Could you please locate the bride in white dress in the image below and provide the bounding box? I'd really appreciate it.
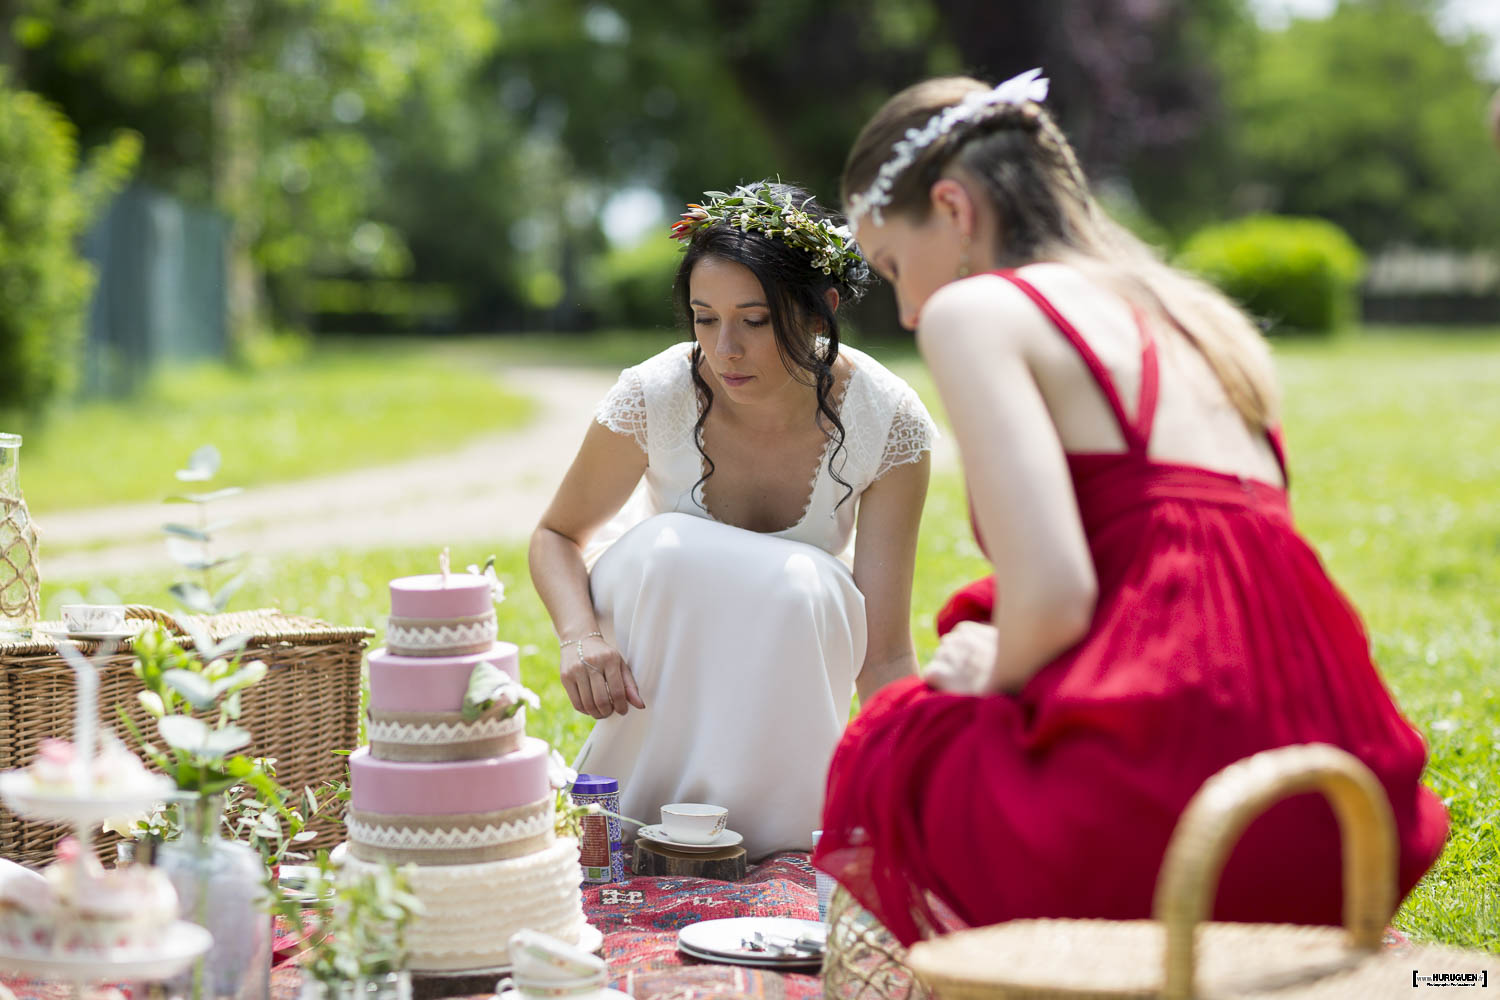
[529,181,936,858]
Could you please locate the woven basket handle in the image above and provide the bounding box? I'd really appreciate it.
[1152,743,1397,1000]
[124,604,185,632]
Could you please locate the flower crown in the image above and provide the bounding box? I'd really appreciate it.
[847,68,1050,229]
[669,183,864,280]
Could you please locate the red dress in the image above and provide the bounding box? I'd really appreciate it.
[814,271,1448,945]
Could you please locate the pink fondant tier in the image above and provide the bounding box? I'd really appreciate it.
[391,573,494,621]
[348,737,551,815]
[367,642,520,713]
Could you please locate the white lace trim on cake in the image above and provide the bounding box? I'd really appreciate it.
[386,612,497,656]
[348,809,554,852]
[367,712,524,746]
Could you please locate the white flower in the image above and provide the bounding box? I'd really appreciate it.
[466,561,507,604]
[547,749,578,790]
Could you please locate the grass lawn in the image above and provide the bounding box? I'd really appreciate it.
[10,338,533,514]
[38,325,1500,950]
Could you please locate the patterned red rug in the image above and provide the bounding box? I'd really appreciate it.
[0,853,822,1000]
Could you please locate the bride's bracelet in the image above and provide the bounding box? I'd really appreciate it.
[561,630,604,672]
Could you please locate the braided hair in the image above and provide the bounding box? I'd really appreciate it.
[841,77,1279,431]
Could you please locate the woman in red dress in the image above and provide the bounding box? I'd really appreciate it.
[814,70,1448,945]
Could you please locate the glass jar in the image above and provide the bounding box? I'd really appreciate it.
[157,793,272,1000]
[0,432,40,637]
[298,971,412,1000]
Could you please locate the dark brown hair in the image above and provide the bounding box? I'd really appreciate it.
[672,180,871,510]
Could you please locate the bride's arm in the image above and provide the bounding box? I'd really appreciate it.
[851,451,930,704]
[529,419,649,717]
[916,278,1097,694]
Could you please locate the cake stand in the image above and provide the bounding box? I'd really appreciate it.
[0,640,212,998]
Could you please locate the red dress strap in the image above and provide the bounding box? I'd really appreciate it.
[989,270,1158,454]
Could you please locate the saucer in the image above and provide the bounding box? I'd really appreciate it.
[37,623,147,642]
[499,990,631,1000]
[636,824,743,853]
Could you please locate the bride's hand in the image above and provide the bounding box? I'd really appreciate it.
[561,634,647,719]
[923,621,1000,695]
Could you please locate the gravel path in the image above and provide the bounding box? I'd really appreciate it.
[39,366,618,581]
[39,363,956,582]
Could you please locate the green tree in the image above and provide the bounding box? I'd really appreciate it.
[1225,0,1500,249]
[0,74,138,415]
[11,0,496,350]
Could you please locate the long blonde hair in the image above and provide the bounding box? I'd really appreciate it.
[843,76,1280,430]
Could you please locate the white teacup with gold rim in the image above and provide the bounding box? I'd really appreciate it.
[660,803,728,844]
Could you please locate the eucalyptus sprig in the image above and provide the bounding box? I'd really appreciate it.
[164,444,246,614]
[268,851,424,985]
[118,624,272,796]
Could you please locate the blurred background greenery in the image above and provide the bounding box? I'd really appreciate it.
[2,0,1499,419]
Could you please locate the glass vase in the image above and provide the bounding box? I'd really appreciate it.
[298,971,412,1000]
[0,433,40,638]
[158,793,272,1000]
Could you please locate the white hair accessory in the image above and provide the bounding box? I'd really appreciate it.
[847,68,1050,229]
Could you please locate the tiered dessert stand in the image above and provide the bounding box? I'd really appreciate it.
[0,639,212,998]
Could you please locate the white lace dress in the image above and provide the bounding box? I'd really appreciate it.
[574,341,936,858]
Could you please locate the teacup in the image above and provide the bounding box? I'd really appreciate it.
[61,604,127,633]
[660,802,728,844]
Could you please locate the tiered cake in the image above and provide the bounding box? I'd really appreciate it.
[344,571,589,972]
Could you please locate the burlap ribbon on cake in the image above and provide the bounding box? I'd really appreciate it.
[386,609,497,657]
[367,707,525,762]
[348,799,555,865]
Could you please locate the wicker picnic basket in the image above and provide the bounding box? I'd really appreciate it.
[0,604,372,867]
[906,743,1492,1000]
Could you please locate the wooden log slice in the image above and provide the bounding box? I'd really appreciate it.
[632,839,748,881]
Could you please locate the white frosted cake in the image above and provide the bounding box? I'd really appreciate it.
[346,571,589,972]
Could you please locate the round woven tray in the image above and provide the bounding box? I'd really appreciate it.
[907,744,1493,1000]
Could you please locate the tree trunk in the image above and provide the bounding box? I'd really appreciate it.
[212,0,263,360]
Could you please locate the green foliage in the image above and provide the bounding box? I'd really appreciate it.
[591,237,683,330]
[1178,214,1366,333]
[269,851,423,983]
[15,0,496,333]
[122,624,280,804]
[163,444,246,614]
[1224,0,1500,249]
[0,75,136,415]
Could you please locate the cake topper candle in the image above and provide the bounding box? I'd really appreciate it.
[439,546,451,587]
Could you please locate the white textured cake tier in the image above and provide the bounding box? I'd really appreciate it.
[347,795,555,866]
[341,838,588,973]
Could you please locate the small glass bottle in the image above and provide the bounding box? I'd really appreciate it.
[0,432,40,637]
[158,792,272,1000]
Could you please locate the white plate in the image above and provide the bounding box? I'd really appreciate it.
[0,920,212,980]
[0,770,175,825]
[677,917,825,966]
[36,626,147,642]
[499,990,632,1000]
[677,938,822,970]
[636,824,744,853]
